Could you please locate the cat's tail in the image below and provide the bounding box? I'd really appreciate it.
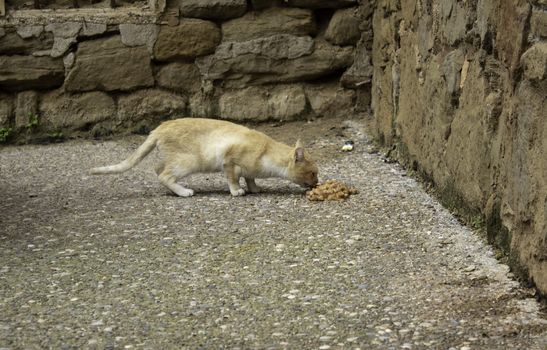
[90,134,157,175]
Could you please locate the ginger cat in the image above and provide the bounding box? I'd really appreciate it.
[90,118,319,197]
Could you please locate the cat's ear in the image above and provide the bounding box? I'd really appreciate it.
[294,140,305,163]
[294,147,305,163]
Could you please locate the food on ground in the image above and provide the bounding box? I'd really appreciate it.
[306,179,358,201]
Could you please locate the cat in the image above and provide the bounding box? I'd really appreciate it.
[90,118,319,197]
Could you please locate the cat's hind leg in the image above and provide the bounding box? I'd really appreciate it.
[245,178,260,193]
[155,161,165,176]
[157,161,195,197]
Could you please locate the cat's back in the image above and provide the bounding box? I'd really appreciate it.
[153,118,272,151]
[158,118,275,141]
[156,118,247,135]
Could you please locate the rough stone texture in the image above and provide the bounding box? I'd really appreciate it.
[371,0,547,293]
[189,81,220,118]
[220,85,307,121]
[15,91,39,129]
[304,83,355,118]
[155,62,202,94]
[63,52,75,71]
[80,22,108,37]
[325,7,361,46]
[44,22,82,38]
[286,0,357,9]
[50,36,77,58]
[520,42,547,84]
[189,92,219,118]
[502,80,547,292]
[1,118,546,349]
[16,25,44,39]
[530,8,547,40]
[222,7,317,42]
[179,0,247,20]
[0,94,13,127]
[151,0,166,12]
[117,89,187,126]
[197,35,353,87]
[0,55,64,91]
[153,19,221,61]
[341,37,373,88]
[0,30,54,55]
[40,90,115,130]
[120,24,159,53]
[65,36,154,92]
[0,1,366,138]
[438,0,469,46]
[496,1,531,78]
[0,2,364,139]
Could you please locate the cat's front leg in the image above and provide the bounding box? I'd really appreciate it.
[223,163,245,196]
[245,178,260,193]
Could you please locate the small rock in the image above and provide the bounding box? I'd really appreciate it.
[463,265,476,273]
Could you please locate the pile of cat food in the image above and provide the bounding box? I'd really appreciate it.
[306,179,358,201]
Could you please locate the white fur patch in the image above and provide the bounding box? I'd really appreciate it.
[202,135,239,171]
[260,157,288,179]
[172,165,190,178]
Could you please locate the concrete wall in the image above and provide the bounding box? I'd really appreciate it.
[370,0,547,294]
[0,0,373,140]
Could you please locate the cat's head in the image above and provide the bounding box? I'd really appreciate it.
[288,141,319,188]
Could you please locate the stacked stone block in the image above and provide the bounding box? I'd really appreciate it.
[0,0,373,136]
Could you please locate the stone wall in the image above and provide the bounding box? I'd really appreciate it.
[0,0,373,140]
[371,0,547,294]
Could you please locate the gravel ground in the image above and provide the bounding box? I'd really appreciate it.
[1,117,546,349]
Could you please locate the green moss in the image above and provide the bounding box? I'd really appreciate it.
[435,182,483,225]
[0,127,12,143]
[45,132,65,143]
[508,249,533,288]
[27,112,39,130]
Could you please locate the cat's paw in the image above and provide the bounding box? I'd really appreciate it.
[247,187,260,194]
[176,188,194,197]
[230,188,246,197]
[246,183,260,193]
